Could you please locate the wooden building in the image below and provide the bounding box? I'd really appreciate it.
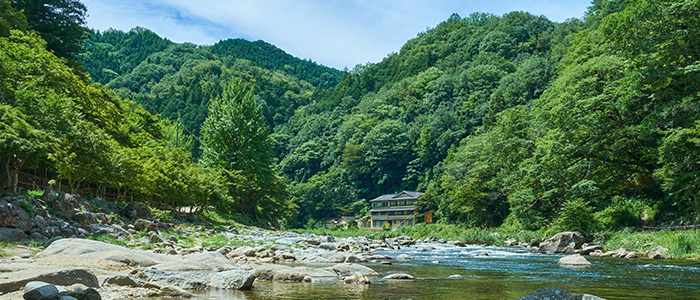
[369,191,422,229]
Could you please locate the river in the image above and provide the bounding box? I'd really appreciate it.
[188,243,700,300]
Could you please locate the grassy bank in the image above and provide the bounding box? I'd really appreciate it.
[603,229,700,259]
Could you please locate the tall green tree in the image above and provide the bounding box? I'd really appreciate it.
[201,78,293,223]
[11,0,88,65]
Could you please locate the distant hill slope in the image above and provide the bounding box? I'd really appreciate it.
[79,27,342,157]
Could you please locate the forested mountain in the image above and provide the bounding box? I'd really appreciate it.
[1,0,294,225]
[275,0,699,230]
[4,0,698,232]
[80,28,342,155]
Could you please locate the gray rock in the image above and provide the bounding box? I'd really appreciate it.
[110,225,130,237]
[133,219,158,232]
[251,264,307,282]
[327,254,346,263]
[383,273,414,280]
[102,275,144,287]
[281,252,296,260]
[56,288,102,300]
[156,285,192,298]
[0,199,15,227]
[148,232,168,244]
[344,255,365,263]
[580,244,604,255]
[0,227,28,242]
[33,215,48,229]
[0,268,98,294]
[397,254,412,260]
[648,246,669,259]
[35,238,171,268]
[343,272,370,284]
[519,287,573,300]
[601,247,630,258]
[88,224,113,235]
[137,269,254,290]
[23,281,59,300]
[559,254,592,267]
[538,231,585,254]
[319,242,337,251]
[74,212,98,226]
[29,232,49,243]
[572,294,607,300]
[153,251,237,272]
[329,263,379,277]
[12,200,33,232]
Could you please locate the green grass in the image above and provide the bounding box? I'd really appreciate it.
[88,234,129,247]
[603,229,700,259]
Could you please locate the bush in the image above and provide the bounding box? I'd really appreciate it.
[595,196,649,229]
[19,200,35,215]
[552,198,600,235]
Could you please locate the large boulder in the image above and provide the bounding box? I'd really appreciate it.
[35,238,172,268]
[328,263,379,277]
[133,219,158,233]
[0,227,27,242]
[23,281,59,300]
[121,203,150,219]
[251,264,307,282]
[559,254,592,267]
[152,251,237,272]
[74,212,98,226]
[538,232,585,254]
[0,268,98,294]
[343,272,370,284]
[137,269,255,290]
[0,199,15,227]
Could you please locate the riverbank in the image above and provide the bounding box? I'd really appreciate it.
[299,224,700,260]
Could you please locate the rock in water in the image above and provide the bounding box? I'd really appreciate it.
[519,287,573,300]
[559,254,592,267]
[383,274,414,280]
[343,272,370,284]
[648,246,669,259]
[23,281,59,300]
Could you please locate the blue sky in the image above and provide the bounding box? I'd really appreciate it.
[83,0,593,70]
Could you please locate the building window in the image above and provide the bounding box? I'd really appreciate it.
[373,221,377,227]
[408,221,413,226]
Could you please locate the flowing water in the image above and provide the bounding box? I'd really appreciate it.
[185,243,700,300]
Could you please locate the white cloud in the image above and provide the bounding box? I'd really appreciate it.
[83,0,591,69]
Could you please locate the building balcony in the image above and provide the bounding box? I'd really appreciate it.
[371,215,415,221]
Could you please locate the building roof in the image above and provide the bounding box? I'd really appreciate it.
[370,191,424,202]
[339,216,356,223]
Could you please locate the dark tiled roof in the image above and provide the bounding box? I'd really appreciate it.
[370,191,423,202]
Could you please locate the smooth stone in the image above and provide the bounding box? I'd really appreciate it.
[559,254,592,267]
[23,281,59,300]
[383,273,414,280]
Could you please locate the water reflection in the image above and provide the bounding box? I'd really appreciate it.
[149,243,700,300]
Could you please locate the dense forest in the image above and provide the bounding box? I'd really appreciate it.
[2,0,699,232]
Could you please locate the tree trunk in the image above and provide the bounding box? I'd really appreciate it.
[10,165,18,193]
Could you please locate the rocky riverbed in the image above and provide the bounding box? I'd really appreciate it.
[0,192,671,299]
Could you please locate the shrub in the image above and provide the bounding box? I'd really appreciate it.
[19,200,35,215]
[553,198,600,235]
[595,196,649,229]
